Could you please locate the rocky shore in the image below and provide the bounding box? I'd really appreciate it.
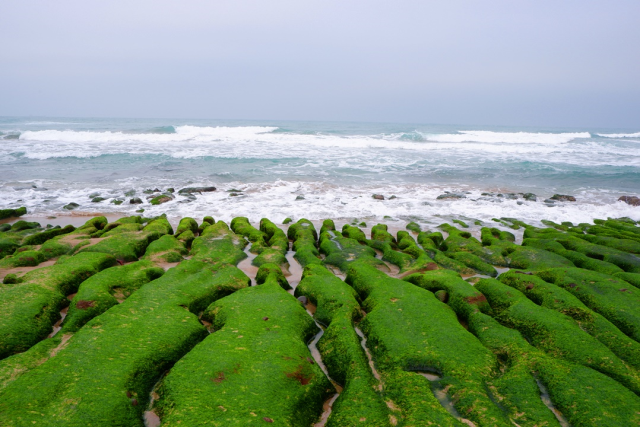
[1,211,640,426]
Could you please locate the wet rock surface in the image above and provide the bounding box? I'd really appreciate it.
[1,215,640,426]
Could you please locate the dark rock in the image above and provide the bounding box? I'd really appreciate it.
[295,195,305,200]
[505,193,518,200]
[226,189,242,192]
[523,193,537,201]
[229,193,240,197]
[619,195,640,206]
[129,198,143,205]
[63,202,79,210]
[550,194,576,202]
[153,188,160,192]
[91,197,106,203]
[517,201,524,205]
[111,199,124,205]
[436,193,466,200]
[372,194,384,200]
[389,195,397,199]
[179,186,217,194]
[167,188,175,193]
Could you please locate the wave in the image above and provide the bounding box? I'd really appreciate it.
[420,130,591,144]
[597,132,640,138]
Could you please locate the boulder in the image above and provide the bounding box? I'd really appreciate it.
[129,198,143,205]
[91,197,106,203]
[436,193,466,200]
[63,202,79,210]
[150,194,174,205]
[372,194,384,200]
[550,194,576,202]
[619,195,640,206]
[0,207,27,220]
[522,193,537,201]
[178,186,217,194]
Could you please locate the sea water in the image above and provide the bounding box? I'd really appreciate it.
[1,117,639,226]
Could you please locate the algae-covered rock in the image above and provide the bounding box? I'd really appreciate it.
[63,202,79,210]
[406,221,421,233]
[283,217,293,224]
[437,193,466,200]
[129,197,143,204]
[150,194,174,205]
[0,207,27,220]
[154,264,330,426]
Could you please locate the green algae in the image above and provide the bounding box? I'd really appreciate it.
[154,264,331,426]
[142,234,188,263]
[230,216,269,253]
[295,263,393,426]
[468,310,640,427]
[320,223,385,273]
[0,207,27,220]
[0,252,117,359]
[288,219,322,267]
[346,261,510,426]
[175,216,198,235]
[191,220,248,267]
[535,267,640,343]
[475,277,640,396]
[499,270,640,370]
[0,261,249,426]
[79,217,172,262]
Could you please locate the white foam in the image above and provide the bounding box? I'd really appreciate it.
[597,132,640,138]
[421,131,591,144]
[3,126,636,167]
[3,180,638,228]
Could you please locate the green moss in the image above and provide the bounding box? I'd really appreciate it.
[283,217,293,224]
[556,235,640,273]
[9,220,40,232]
[154,264,331,426]
[524,238,623,275]
[406,221,421,233]
[320,226,384,273]
[0,207,27,220]
[294,264,392,426]
[448,251,498,277]
[452,219,469,228]
[288,219,322,267]
[475,277,640,395]
[467,310,640,427]
[535,267,640,343]
[230,216,269,253]
[0,252,117,359]
[21,225,75,246]
[0,249,45,268]
[439,224,509,266]
[63,261,164,333]
[175,217,198,235]
[346,261,510,426]
[191,221,248,267]
[142,234,188,263]
[255,262,291,290]
[499,270,640,370]
[341,224,367,243]
[175,229,195,248]
[0,261,249,426]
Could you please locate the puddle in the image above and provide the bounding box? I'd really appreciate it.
[236,243,259,285]
[155,261,180,271]
[313,393,340,427]
[285,251,303,294]
[535,378,571,427]
[495,267,510,276]
[416,372,476,427]
[48,306,69,338]
[305,301,317,316]
[354,326,381,382]
[143,372,167,427]
[378,260,400,277]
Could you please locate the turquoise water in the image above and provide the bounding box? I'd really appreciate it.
[1,116,639,224]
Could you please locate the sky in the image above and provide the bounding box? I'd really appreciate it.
[1,0,639,128]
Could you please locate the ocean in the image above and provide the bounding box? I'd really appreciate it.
[1,116,639,226]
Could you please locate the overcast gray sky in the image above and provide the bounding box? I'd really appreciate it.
[1,0,639,128]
